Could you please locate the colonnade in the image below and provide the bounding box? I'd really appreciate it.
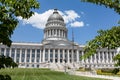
[44,29,67,39]
[0,47,117,68]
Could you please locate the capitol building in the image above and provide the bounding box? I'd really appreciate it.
[0,9,119,69]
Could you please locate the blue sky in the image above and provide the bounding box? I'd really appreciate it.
[11,0,120,45]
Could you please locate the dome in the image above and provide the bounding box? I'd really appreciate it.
[47,9,64,22]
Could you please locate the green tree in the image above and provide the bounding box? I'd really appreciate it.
[0,0,39,47]
[81,0,120,74]
[113,54,120,66]
[83,26,120,59]
[81,0,120,14]
[0,55,18,69]
[0,55,5,69]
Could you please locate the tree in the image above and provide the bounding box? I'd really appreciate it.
[83,26,120,59]
[81,0,120,73]
[0,75,11,80]
[81,0,120,14]
[0,0,39,47]
[0,55,5,69]
[0,55,18,69]
[113,54,120,66]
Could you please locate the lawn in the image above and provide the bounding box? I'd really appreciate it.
[0,68,107,80]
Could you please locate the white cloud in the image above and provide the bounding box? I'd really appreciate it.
[70,21,84,27]
[62,10,80,23]
[18,9,84,29]
[18,10,53,29]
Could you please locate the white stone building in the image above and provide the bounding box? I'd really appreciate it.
[0,9,119,69]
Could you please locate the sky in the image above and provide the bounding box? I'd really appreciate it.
[11,0,120,45]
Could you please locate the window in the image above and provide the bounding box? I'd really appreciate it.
[11,53,14,58]
[55,53,58,58]
[27,64,29,67]
[17,48,20,53]
[37,49,40,53]
[22,49,25,54]
[50,49,53,58]
[37,53,40,58]
[45,52,48,61]
[37,59,39,62]
[32,59,34,62]
[27,49,30,53]
[32,49,35,53]
[27,59,29,62]
[74,53,77,62]
[11,48,15,58]
[6,48,10,56]
[22,53,25,57]
[1,48,4,55]
[37,65,39,68]
[32,53,35,58]
[60,53,62,58]
[16,59,19,63]
[17,53,20,57]
[27,53,30,58]
[32,64,34,67]
[22,59,24,62]
[12,48,15,52]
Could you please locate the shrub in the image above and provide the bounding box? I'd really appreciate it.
[0,75,11,80]
[112,68,119,74]
[101,68,113,73]
[85,68,91,71]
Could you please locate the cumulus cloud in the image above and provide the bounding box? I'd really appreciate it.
[18,9,84,29]
[62,10,80,23]
[18,10,53,29]
[70,21,84,27]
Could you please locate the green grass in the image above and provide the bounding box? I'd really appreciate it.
[0,68,107,80]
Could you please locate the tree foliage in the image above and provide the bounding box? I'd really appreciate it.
[83,26,120,59]
[0,0,39,47]
[0,55,18,69]
[81,0,120,14]
[0,75,11,80]
[113,54,120,66]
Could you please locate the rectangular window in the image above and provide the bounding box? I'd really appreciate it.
[6,48,10,56]
[37,49,40,53]
[27,53,30,58]
[22,53,25,58]
[22,59,24,62]
[50,49,53,59]
[32,64,34,67]
[27,49,30,53]
[32,49,35,53]
[16,59,19,63]
[37,53,40,58]
[17,53,20,57]
[32,59,34,62]
[37,59,39,62]
[17,48,20,53]
[27,59,29,62]
[60,53,62,58]
[45,53,48,61]
[22,49,25,54]
[1,48,4,55]
[11,53,14,59]
[32,53,35,58]
[12,48,15,52]
[74,53,77,62]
